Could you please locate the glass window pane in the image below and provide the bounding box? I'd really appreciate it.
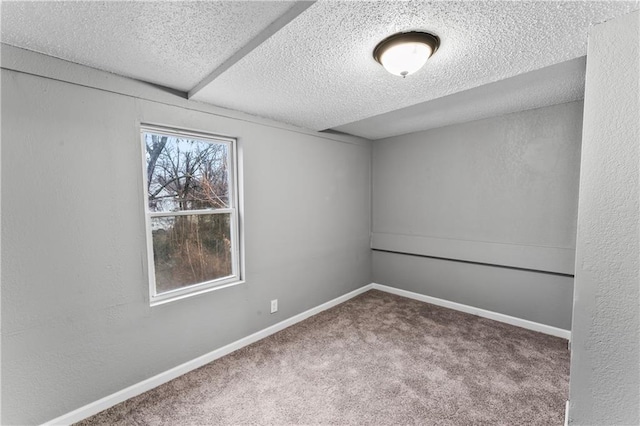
[144,132,230,212]
[151,214,233,294]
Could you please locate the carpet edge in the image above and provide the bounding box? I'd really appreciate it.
[44,282,570,425]
[371,283,571,340]
[42,284,374,426]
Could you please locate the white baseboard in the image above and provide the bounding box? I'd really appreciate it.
[564,400,569,426]
[44,282,569,425]
[43,284,373,425]
[371,283,571,340]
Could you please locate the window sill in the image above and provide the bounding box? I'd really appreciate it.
[150,279,245,307]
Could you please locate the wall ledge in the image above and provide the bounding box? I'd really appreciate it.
[371,232,575,275]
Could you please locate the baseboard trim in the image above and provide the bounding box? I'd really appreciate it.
[371,283,571,340]
[564,400,569,426]
[43,282,569,424]
[43,284,374,425]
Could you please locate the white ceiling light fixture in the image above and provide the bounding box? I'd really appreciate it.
[373,31,440,77]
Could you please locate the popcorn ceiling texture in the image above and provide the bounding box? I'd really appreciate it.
[334,57,586,139]
[1,1,638,134]
[569,10,639,425]
[193,0,638,131]
[0,1,295,91]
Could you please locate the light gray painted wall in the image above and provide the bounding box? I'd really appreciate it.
[373,252,574,329]
[1,62,371,423]
[372,101,583,329]
[568,11,639,425]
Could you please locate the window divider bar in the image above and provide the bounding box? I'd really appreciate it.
[149,208,234,218]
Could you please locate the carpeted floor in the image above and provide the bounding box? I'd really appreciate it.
[77,290,570,425]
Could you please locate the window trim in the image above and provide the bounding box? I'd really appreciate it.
[140,124,243,306]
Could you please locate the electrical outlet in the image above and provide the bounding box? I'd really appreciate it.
[270,299,278,314]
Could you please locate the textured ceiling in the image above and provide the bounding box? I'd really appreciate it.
[0,1,296,91]
[2,1,638,138]
[191,0,638,131]
[334,57,587,140]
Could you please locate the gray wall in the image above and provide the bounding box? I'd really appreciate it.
[569,11,639,425]
[372,101,583,330]
[1,50,371,424]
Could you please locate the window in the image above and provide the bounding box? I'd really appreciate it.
[141,125,242,305]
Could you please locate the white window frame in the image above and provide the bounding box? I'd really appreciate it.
[140,124,243,306]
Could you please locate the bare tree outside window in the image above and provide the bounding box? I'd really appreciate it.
[142,128,240,301]
[146,134,229,212]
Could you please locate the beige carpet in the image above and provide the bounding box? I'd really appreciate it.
[77,290,570,425]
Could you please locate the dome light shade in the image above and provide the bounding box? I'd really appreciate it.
[373,31,440,77]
